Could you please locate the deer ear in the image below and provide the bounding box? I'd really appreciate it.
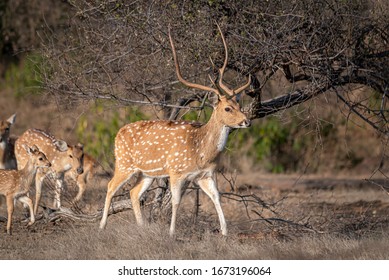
[54,140,68,152]
[22,144,30,154]
[7,113,16,125]
[234,93,241,103]
[23,144,38,155]
[208,93,220,108]
[30,144,40,153]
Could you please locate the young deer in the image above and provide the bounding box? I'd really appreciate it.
[0,144,51,234]
[0,113,17,170]
[100,26,251,236]
[67,153,97,203]
[14,129,84,215]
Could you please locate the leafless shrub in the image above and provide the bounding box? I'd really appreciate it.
[38,0,389,131]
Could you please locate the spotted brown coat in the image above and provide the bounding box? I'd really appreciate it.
[14,129,84,214]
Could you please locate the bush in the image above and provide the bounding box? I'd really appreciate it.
[226,114,338,173]
[2,53,43,98]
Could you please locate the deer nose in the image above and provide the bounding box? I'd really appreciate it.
[240,119,251,128]
[77,167,84,174]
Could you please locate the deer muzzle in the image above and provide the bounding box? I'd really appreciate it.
[239,119,251,128]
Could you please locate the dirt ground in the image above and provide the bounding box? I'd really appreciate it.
[1,172,389,260]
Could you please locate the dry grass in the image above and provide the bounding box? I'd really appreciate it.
[1,173,389,260]
[1,214,389,260]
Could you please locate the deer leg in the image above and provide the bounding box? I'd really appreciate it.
[6,195,14,235]
[18,196,35,226]
[130,176,154,226]
[73,173,87,203]
[99,171,136,229]
[169,175,185,237]
[53,174,65,209]
[34,172,46,215]
[197,176,227,235]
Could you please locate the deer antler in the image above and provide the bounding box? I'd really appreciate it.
[216,24,251,98]
[168,26,220,96]
[168,25,251,99]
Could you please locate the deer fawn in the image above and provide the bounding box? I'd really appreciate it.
[14,129,84,215]
[67,153,97,203]
[0,113,17,170]
[100,25,251,236]
[0,144,51,234]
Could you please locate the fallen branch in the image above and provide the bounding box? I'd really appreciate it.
[41,199,135,223]
[250,215,325,234]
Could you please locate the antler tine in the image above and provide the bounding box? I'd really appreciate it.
[233,74,252,95]
[168,26,220,96]
[208,74,219,89]
[216,23,252,98]
[216,23,234,97]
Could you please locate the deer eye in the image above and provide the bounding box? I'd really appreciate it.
[69,155,73,158]
[39,157,43,161]
[225,107,232,112]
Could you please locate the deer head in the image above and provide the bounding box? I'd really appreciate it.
[0,114,16,143]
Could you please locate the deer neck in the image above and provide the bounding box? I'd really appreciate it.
[196,112,230,164]
[18,159,38,191]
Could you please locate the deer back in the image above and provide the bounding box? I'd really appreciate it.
[14,129,84,175]
[0,169,19,194]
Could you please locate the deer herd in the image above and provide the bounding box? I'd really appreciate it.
[0,26,252,236]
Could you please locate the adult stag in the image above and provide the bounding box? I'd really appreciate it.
[100,25,251,236]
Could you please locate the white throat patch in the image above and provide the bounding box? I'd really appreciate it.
[217,126,230,151]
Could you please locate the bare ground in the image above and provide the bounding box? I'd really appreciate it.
[1,173,389,260]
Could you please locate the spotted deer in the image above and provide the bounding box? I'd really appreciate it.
[0,145,51,234]
[67,153,97,203]
[100,25,251,236]
[14,129,84,214]
[0,113,17,170]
